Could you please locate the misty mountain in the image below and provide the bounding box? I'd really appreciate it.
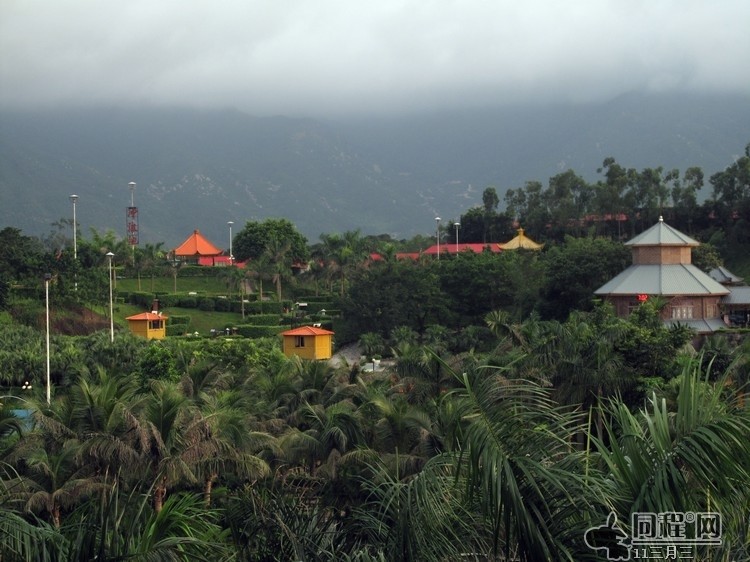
[1,93,748,248]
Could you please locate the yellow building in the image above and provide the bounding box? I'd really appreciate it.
[281,326,334,360]
[126,312,168,340]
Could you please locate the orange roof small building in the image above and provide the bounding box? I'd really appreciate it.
[280,326,334,360]
[126,312,168,340]
[174,230,224,264]
[499,227,544,250]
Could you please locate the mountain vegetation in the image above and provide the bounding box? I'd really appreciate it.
[1,93,749,245]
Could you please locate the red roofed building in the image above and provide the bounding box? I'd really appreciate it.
[173,230,224,265]
[423,243,503,256]
[280,325,334,360]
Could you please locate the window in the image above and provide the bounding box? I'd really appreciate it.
[295,336,305,348]
[671,306,693,319]
[149,320,162,330]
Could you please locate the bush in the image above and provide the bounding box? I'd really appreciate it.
[242,314,282,326]
[198,298,215,311]
[166,324,187,336]
[178,297,197,309]
[214,297,231,312]
[234,325,286,338]
[169,314,191,327]
[244,301,284,315]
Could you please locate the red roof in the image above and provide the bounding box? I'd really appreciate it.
[423,243,503,255]
[126,312,168,321]
[174,230,223,257]
[281,326,334,336]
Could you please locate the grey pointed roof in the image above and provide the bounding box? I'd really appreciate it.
[625,216,699,247]
[709,266,744,285]
[594,264,730,296]
[722,286,750,305]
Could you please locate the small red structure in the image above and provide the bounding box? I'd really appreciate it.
[173,230,224,265]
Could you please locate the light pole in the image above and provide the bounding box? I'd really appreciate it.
[435,217,441,260]
[128,182,136,266]
[44,273,51,405]
[454,222,460,253]
[228,221,234,265]
[106,252,114,343]
[70,195,78,291]
[69,195,78,259]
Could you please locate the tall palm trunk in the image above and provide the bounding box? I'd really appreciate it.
[154,476,167,513]
[204,473,218,507]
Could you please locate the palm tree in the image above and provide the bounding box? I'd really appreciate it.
[264,236,292,302]
[448,366,602,560]
[594,357,750,559]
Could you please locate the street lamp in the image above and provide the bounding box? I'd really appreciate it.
[227,221,234,265]
[69,195,78,260]
[128,182,137,266]
[106,252,114,343]
[70,195,78,291]
[435,217,441,260]
[44,273,51,404]
[454,222,460,253]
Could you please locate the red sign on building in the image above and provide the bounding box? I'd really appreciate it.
[126,207,139,246]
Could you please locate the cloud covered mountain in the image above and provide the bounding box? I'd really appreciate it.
[1,93,748,248]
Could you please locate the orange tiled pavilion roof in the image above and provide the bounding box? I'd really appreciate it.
[174,230,223,257]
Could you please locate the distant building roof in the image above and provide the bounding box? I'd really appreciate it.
[281,326,335,336]
[709,266,744,285]
[422,243,503,255]
[174,230,223,257]
[594,264,730,296]
[500,228,544,250]
[722,286,750,305]
[625,216,699,247]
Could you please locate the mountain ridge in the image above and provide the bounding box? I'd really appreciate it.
[1,93,748,248]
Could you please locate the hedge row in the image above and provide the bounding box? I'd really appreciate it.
[234,325,286,338]
[125,291,289,315]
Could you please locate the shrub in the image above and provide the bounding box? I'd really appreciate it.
[242,314,282,326]
[234,325,286,338]
[214,297,231,312]
[198,298,215,311]
[178,297,197,309]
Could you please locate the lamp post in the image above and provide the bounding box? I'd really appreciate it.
[435,217,441,260]
[69,195,78,259]
[454,222,460,253]
[70,195,78,291]
[227,221,234,265]
[106,252,114,343]
[128,182,136,266]
[44,273,51,404]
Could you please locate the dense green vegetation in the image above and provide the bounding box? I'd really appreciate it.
[1,146,749,560]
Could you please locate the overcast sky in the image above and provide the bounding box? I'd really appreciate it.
[1,0,749,117]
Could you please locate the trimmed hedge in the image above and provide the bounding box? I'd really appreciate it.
[169,315,191,327]
[234,325,286,338]
[166,324,188,337]
[242,314,282,326]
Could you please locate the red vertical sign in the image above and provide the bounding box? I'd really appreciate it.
[126,207,139,246]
